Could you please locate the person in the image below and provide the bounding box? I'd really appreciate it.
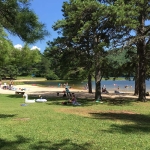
[102,87,109,93]
[85,83,88,90]
[65,83,70,89]
[118,86,119,91]
[102,87,104,92]
[58,83,61,87]
[9,80,12,90]
[3,82,7,90]
[65,87,71,97]
[63,90,66,97]
[0,80,2,88]
[63,83,66,88]
[70,94,81,106]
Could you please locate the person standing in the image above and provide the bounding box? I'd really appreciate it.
[9,80,12,90]
[65,87,71,97]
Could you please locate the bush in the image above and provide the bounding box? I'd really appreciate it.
[45,71,59,80]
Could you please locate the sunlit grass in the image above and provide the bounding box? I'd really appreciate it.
[0,94,150,150]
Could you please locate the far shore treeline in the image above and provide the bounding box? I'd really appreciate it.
[1,0,150,101]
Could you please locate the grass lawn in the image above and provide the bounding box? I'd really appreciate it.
[0,94,150,150]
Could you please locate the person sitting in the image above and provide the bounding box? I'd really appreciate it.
[69,94,81,106]
[114,90,124,94]
[102,87,109,93]
[62,91,66,97]
[62,94,81,106]
[114,90,120,94]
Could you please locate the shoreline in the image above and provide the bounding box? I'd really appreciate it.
[0,84,150,100]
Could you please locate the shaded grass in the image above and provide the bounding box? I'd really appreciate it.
[0,94,150,150]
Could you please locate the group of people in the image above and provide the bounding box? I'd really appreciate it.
[102,87,109,94]
[62,87,81,106]
[58,82,71,89]
[0,80,14,90]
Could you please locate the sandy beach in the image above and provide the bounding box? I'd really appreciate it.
[0,83,149,100]
[0,84,94,98]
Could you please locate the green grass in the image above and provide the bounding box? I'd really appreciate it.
[0,94,150,150]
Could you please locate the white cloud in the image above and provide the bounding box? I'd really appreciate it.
[14,44,22,50]
[14,44,41,51]
[30,46,41,51]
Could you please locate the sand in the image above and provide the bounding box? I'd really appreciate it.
[0,83,149,100]
[0,84,94,98]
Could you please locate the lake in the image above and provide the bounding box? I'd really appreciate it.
[24,80,150,92]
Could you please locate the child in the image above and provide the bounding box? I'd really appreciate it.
[65,87,71,97]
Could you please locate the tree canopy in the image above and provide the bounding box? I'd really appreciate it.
[0,0,49,43]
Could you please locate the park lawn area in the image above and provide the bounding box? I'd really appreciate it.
[0,94,150,150]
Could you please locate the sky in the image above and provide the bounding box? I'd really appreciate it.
[8,0,67,53]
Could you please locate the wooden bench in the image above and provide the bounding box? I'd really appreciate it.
[15,91,25,94]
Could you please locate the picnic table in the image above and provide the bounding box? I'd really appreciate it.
[15,90,25,94]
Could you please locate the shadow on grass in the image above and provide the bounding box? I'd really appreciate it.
[47,98,97,107]
[0,135,30,150]
[31,139,91,150]
[0,114,17,118]
[0,136,91,150]
[6,94,136,107]
[46,97,135,107]
[89,112,150,133]
[103,97,136,106]
[6,94,24,99]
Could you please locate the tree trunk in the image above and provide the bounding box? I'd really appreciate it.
[134,64,139,95]
[137,43,146,101]
[88,74,92,93]
[137,14,146,101]
[95,68,102,100]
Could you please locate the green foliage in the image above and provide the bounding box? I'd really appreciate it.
[0,0,49,79]
[45,70,59,80]
[0,0,49,43]
[0,41,43,78]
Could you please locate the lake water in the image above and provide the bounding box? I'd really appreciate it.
[24,80,150,92]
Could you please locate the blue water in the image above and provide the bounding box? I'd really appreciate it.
[24,80,150,92]
[100,80,134,92]
[85,80,150,92]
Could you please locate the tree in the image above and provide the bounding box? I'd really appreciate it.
[53,0,124,100]
[108,0,150,101]
[0,0,48,43]
[17,44,42,76]
[0,27,15,78]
